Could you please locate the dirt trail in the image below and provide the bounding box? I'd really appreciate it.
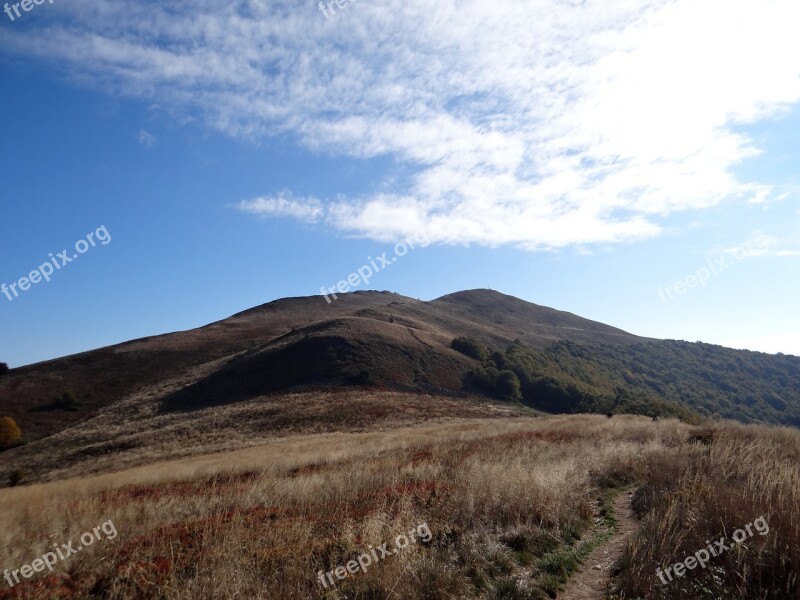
[558,491,638,600]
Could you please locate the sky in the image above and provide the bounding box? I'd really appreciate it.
[1,0,799,368]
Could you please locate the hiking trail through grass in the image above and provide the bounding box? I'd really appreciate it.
[558,491,638,600]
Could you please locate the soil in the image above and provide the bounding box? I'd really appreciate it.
[558,491,638,600]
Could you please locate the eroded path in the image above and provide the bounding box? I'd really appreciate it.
[558,491,638,600]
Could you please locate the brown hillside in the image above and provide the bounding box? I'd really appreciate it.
[0,290,640,442]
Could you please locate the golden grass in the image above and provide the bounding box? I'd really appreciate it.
[619,423,800,599]
[4,391,529,484]
[0,415,796,599]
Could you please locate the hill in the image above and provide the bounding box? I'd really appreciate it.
[1,289,798,459]
[0,289,647,443]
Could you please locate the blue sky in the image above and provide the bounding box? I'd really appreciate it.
[1,0,799,367]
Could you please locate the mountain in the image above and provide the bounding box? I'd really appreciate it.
[1,289,798,448]
[0,290,641,441]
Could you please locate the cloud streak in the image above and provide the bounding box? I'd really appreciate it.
[137,129,157,148]
[4,0,800,248]
[238,193,324,223]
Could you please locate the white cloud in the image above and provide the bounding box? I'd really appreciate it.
[723,232,800,258]
[237,193,324,223]
[137,129,157,147]
[4,0,800,248]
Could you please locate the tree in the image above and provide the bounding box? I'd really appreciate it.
[0,417,22,448]
[496,370,522,400]
[59,391,80,411]
[451,337,489,362]
[354,370,374,386]
[0,362,8,377]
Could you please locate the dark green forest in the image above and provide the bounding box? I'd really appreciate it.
[452,337,800,426]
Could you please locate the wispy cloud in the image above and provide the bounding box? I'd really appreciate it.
[237,193,324,223]
[137,129,157,148]
[723,233,800,258]
[5,0,800,249]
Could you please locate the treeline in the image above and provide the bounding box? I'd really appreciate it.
[453,337,697,420]
[452,336,800,425]
[541,339,800,426]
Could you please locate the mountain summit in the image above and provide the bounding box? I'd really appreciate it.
[1,290,798,448]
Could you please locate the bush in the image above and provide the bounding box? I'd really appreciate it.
[496,370,522,400]
[354,370,374,386]
[451,337,489,361]
[8,469,25,487]
[0,417,22,448]
[465,367,522,401]
[0,362,8,377]
[59,391,80,411]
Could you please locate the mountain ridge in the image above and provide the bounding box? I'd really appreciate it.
[1,289,797,446]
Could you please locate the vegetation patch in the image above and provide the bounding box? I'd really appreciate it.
[459,338,697,420]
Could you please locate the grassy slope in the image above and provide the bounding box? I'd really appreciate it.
[1,415,797,600]
[1,390,533,485]
[0,292,410,442]
[0,288,648,443]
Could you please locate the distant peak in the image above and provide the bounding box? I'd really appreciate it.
[434,289,516,302]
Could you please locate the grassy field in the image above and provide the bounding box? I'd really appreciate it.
[2,391,530,484]
[0,414,797,599]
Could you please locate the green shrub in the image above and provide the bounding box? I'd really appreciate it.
[354,370,374,386]
[496,370,522,400]
[59,391,81,411]
[451,337,489,361]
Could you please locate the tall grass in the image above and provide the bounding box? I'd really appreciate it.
[0,416,796,599]
[619,424,800,599]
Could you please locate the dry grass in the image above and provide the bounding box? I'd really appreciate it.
[3,391,529,484]
[619,423,800,599]
[0,415,796,599]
